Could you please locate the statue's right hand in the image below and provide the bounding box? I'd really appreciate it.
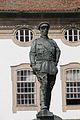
[30,63,35,68]
[31,61,41,71]
[31,65,37,75]
[32,64,36,71]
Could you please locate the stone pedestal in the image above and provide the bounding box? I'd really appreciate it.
[33,109,62,120]
[33,115,62,120]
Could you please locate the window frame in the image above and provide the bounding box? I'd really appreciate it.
[62,27,80,47]
[60,62,80,112]
[11,63,40,113]
[13,26,34,47]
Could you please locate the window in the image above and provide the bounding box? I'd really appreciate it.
[11,63,40,113]
[62,27,80,46]
[13,27,34,47]
[66,70,80,105]
[17,70,35,105]
[60,63,80,111]
[65,29,80,42]
[16,28,33,42]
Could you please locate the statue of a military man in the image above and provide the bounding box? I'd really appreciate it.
[29,22,61,117]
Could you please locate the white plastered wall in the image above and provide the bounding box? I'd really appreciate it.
[0,38,80,120]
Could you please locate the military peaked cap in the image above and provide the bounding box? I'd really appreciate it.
[38,22,50,30]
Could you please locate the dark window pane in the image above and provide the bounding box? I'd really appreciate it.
[21,77,23,81]
[74,88,76,92]
[77,82,80,86]
[67,88,69,92]
[25,88,27,92]
[28,83,31,87]
[78,88,80,92]
[17,83,20,87]
[74,94,77,98]
[70,82,73,86]
[65,36,67,40]
[32,83,34,87]
[29,88,31,92]
[65,32,67,36]
[31,36,33,40]
[28,70,30,76]
[17,100,20,104]
[20,36,24,42]
[74,30,77,35]
[74,36,77,41]
[73,82,76,87]
[66,99,80,105]
[17,88,20,93]
[25,83,27,87]
[69,30,72,35]
[21,100,24,104]
[24,70,27,76]
[32,88,34,92]
[25,94,27,98]
[16,32,18,36]
[21,71,23,75]
[32,94,34,99]
[65,32,67,39]
[21,88,24,92]
[69,36,72,41]
[25,37,29,41]
[32,99,34,104]
[71,94,73,98]
[66,94,69,98]
[21,94,24,98]
[66,82,69,87]
[78,94,80,98]
[25,30,28,35]
[20,30,24,35]
[21,83,23,87]
[16,35,18,40]
[17,71,21,76]
[79,31,80,39]
[28,94,31,99]
[25,100,27,104]
[29,99,31,104]
[17,94,20,99]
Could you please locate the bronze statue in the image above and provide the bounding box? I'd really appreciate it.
[29,22,61,117]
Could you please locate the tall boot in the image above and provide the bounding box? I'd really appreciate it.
[40,86,47,110]
[45,88,51,110]
[37,85,54,118]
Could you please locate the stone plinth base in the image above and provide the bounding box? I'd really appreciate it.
[33,115,62,120]
[33,110,62,120]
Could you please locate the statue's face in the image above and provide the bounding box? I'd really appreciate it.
[40,26,49,36]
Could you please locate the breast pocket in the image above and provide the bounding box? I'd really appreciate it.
[37,44,43,52]
[37,44,44,58]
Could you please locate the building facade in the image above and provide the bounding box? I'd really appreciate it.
[0,0,80,120]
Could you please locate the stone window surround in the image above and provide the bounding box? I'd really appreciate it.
[0,24,80,47]
[61,26,80,47]
[60,62,80,112]
[11,63,40,113]
[13,25,35,47]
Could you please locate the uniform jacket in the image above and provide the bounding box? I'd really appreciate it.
[29,36,61,75]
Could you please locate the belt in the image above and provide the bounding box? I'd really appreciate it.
[36,58,55,61]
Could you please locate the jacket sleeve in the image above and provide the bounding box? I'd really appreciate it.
[55,43,61,66]
[29,40,37,67]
